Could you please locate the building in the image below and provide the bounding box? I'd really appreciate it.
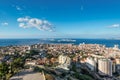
[115,58,120,64]
[58,54,71,70]
[113,45,119,50]
[115,58,120,71]
[98,59,112,76]
[86,57,96,71]
[58,54,71,65]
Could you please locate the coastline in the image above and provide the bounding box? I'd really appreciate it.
[0,38,120,48]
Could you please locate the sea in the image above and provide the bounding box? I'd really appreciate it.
[0,39,120,48]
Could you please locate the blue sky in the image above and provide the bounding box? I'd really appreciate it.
[0,0,120,38]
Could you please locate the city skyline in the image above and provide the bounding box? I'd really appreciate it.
[0,0,120,38]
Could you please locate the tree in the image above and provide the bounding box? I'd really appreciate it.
[71,63,76,72]
[0,62,9,80]
[11,57,24,73]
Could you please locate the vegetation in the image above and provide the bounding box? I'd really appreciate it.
[74,72,93,80]
[34,66,43,72]
[46,54,53,59]
[70,63,77,72]
[45,73,55,80]
[0,54,25,80]
[0,62,9,80]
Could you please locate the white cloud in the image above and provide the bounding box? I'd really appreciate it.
[16,6,22,11]
[12,4,23,12]
[109,24,120,28]
[1,22,8,26]
[17,16,54,31]
[17,16,29,22]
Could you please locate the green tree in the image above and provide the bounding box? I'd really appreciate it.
[11,57,24,73]
[0,62,9,80]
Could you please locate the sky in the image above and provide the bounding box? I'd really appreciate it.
[0,0,120,39]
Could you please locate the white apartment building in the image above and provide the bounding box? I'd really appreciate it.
[58,54,71,70]
[58,54,71,65]
[86,57,96,71]
[98,59,112,76]
[115,58,120,71]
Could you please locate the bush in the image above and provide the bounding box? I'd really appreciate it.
[34,67,42,72]
[45,74,55,80]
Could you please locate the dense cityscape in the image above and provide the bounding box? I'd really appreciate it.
[1,0,120,80]
[0,43,120,80]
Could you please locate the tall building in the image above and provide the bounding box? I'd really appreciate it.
[98,59,112,76]
[58,54,71,65]
[58,54,71,70]
[115,58,120,71]
[86,57,96,71]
